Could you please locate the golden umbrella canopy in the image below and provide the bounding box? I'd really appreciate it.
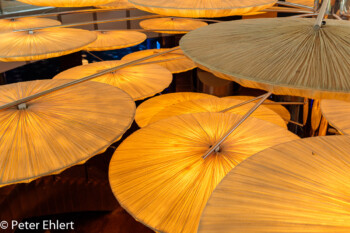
[223,96,291,121]
[180,18,350,100]
[128,0,277,18]
[150,98,287,128]
[96,0,134,9]
[320,99,350,135]
[17,0,115,7]
[122,48,196,74]
[109,112,298,233]
[0,17,61,34]
[199,135,350,233]
[135,92,217,127]
[0,79,135,187]
[139,17,208,34]
[0,28,97,62]
[86,31,147,51]
[53,60,172,101]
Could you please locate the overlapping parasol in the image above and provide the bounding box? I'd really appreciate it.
[54,60,172,101]
[321,99,350,135]
[17,0,115,7]
[0,17,61,34]
[96,0,134,9]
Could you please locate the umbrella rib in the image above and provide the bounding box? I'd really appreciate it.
[276,1,314,10]
[202,92,272,159]
[219,93,268,113]
[0,47,180,111]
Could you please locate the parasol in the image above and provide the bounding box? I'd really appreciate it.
[53,60,172,101]
[86,31,147,51]
[320,99,350,135]
[0,28,97,62]
[139,18,208,34]
[0,17,61,34]
[96,0,134,9]
[180,18,350,100]
[135,92,217,127]
[128,0,277,18]
[199,135,350,233]
[0,79,135,186]
[109,112,299,233]
[149,98,287,128]
[17,0,115,7]
[223,96,291,121]
[122,48,196,74]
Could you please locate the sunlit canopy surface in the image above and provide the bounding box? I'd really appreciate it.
[140,17,208,34]
[199,136,350,233]
[129,0,277,18]
[17,0,115,7]
[86,31,147,51]
[0,28,97,62]
[181,18,350,100]
[110,112,298,233]
[0,17,61,34]
[135,92,217,127]
[0,79,135,187]
[321,99,350,135]
[223,96,291,121]
[96,0,134,9]
[150,98,287,128]
[122,48,196,73]
[54,60,172,101]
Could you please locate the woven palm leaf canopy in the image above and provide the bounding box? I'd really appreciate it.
[150,98,287,128]
[0,28,97,62]
[180,18,350,100]
[320,99,350,135]
[96,0,134,9]
[0,79,135,187]
[135,92,217,127]
[129,0,277,18]
[223,96,291,121]
[199,135,350,233]
[17,0,115,7]
[139,18,208,34]
[109,112,298,233]
[86,31,147,51]
[53,60,172,101]
[122,48,196,73]
[0,17,61,34]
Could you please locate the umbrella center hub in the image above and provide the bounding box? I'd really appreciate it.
[28,30,35,35]
[17,103,27,110]
[209,145,221,153]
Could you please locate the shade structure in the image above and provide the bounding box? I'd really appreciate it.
[122,48,196,74]
[135,92,217,127]
[86,31,147,51]
[129,0,277,18]
[0,17,61,34]
[0,79,135,186]
[180,18,350,100]
[17,0,115,7]
[199,135,350,233]
[96,0,134,9]
[150,98,287,128]
[320,99,350,135]
[53,60,172,101]
[223,96,291,121]
[139,18,208,34]
[109,112,299,233]
[0,28,97,62]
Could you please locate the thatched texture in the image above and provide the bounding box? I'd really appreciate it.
[129,0,277,18]
[180,18,350,100]
[199,136,350,233]
[109,112,298,233]
[0,79,135,186]
[54,60,172,101]
[0,28,97,61]
[140,18,208,34]
[86,31,146,51]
